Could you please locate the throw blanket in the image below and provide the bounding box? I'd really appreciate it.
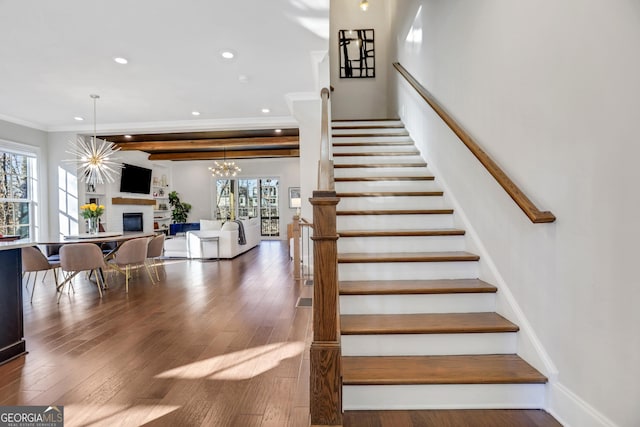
[232,220,247,245]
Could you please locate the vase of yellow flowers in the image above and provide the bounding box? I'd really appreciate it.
[80,203,105,234]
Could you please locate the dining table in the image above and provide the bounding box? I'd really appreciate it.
[38,231,157,292]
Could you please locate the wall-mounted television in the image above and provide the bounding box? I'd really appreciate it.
[119,163,152,194]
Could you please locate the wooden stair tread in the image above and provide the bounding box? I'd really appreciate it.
[338,251,480,263]
[334,151,419,157]
[337,209,452,215]
[342,354,548,385]
[339,279,497,295]
[334,162,427,168]
[335,176,435,181]
[338,229,465,237]
[336,191,443,197]
[341,312,519,335]
[343,409,562,426]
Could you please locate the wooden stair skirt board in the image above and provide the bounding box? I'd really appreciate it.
[327,121,550,414]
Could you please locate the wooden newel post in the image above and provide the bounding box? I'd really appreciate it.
[309,190,342,426]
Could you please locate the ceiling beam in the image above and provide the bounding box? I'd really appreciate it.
[148,148,300,161]
[115,136,299,152]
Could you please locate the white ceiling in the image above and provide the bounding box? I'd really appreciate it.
[0,0,329,132]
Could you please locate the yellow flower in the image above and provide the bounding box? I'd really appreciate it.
[99,204,105,210]
[89,204,97,211]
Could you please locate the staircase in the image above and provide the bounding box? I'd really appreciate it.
[332,120,548,411]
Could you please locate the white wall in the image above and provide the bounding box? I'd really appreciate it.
[330,0,393,119]
[171,157,300,240]
[390,1,640,426]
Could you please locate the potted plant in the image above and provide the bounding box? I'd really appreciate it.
[168,191,192,223]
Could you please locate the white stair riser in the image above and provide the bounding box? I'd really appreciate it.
[335,181,441,193]
[340,292,494,315]
[338,196,446,211]
[331,135,413,141]
[337,214,453,230]
[342,384,546,410]
[333,145,417,154]
[332,134,407,140]
[335,167,431,178]
[341,333,517,356]
[334,155,422,164]
[339,261,478,281]
[338,235,465,253]
[333,120,404,127]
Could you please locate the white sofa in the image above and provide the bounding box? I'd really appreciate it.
[163,218,260,259]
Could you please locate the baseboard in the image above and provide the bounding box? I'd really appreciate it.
[548,382,618,427]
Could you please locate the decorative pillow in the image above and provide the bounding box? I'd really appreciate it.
[221,221,239,231]
[200,219,222,231]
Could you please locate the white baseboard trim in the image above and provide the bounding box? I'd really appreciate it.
[548,382,618,427]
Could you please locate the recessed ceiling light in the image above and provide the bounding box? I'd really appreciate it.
[221,50,235,59]
[124,135,132,139]
[114,57,128,64]
[275,129,282,133]
[261,108,270,114]
[192,111,201,116]
[238,74,249,83]
[74,116,84,121]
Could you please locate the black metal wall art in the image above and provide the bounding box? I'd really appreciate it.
[338,29,375,78]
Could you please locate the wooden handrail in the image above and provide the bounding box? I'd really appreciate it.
[393,62,556,224]
[318,88,334,191]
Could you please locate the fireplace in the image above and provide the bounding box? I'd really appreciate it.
[123,212,143,232]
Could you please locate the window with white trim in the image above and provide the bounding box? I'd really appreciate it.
[0,148,39,238]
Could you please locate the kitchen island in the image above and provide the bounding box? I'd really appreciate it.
[0,239,34,365]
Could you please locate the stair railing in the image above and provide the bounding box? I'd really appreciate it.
[292,216,313,280]
[310,87,342,426]
[394,62,556,224]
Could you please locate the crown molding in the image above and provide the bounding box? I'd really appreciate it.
[0,113,47,131]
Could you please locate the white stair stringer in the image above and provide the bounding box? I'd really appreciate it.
[343,383,546,411]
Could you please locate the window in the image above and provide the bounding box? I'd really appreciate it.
[0,148,39,238]
[58,167,79,238]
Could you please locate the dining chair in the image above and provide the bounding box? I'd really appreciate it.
[59,243,109,301]
[22,246,60,303]
[111,237,155,293]
[146,233,165,281]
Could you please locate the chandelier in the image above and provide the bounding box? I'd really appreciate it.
[208,149,241,177]
[66,94,121,185]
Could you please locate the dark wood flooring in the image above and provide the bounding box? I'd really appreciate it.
[0,241,561,426]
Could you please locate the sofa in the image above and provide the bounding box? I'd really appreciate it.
[163,218,260,259]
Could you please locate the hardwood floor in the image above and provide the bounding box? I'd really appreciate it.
[0,241,312,426]
[0,241,560,426]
